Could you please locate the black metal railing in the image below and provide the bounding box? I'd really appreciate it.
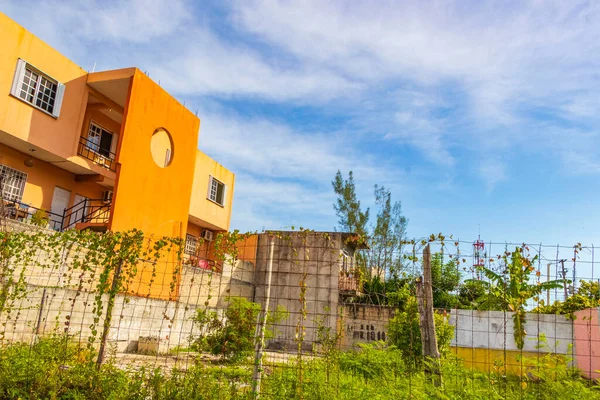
[1,200,65,231]
[61,198,111,231]
[77,136,117,172]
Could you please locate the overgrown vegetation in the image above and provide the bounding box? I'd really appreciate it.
[387,296,455,364]
[0,336,597,400]
[467,247,566,349]
[533,280,600,319]
[192,297,288,362]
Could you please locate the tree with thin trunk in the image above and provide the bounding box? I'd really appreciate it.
[331,170,369,238]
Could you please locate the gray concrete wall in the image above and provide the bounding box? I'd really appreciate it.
[178,261,254,308]
[450,309,573,354]
[340,303,395,349]
[253,232,346,351]
[0,226,359,354]
[0,223,256,353]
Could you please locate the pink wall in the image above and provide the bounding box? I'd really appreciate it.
[574,308,600,379]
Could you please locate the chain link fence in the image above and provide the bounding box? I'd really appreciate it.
[1,219,599,398]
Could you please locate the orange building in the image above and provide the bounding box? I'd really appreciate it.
[0,13,234,278]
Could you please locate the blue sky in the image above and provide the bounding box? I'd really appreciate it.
[3,0,600,247]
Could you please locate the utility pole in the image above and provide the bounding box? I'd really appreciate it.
[546,262,551,305]
[559,260,568,300]
[415,244,441,387]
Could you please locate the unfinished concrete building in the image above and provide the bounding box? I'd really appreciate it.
[249,230,365,351]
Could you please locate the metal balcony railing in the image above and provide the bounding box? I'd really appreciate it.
[2,200,65,231]
[62,198,111,230]
[77,136,117,172]
[339,274,359,292]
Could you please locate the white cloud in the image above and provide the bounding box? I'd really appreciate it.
[478,158,507,192]
[12,0,190,42]
[4,0,600,233]
[385,89,455,166]
[195,107,411,230]
[197,108,382,182]
[232,0,600,151]
[1,0,360,101]
[149,32,361,101]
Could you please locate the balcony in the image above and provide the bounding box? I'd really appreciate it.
[2,200,64,231]
[339,273,361,297]
[62,198,111,231]
[77,136,117,172]
[2,198,111,232]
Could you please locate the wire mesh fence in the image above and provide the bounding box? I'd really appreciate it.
[1,218,600,398]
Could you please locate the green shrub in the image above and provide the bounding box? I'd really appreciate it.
[192,297,288,362]
[533,280,600,319]
[387,296,454,364]
[30,208,49,227]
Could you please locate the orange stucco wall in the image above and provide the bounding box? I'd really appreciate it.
[237,234,258,264]
[189,151,235,231]
[110,70,199,299]
[81,109,121,144]
[0,143,105,210]
[0,12,89,159]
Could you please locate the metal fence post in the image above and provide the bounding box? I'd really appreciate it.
[252,239,275,399]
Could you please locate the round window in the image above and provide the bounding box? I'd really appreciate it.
[150,128,173,168]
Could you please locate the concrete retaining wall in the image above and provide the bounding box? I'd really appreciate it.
[252,232,346,351]
[340,303,395,348]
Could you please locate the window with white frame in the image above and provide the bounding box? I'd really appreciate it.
[341,249,353,274]
[0,164,27,203]
[10,59,65,118]
[185,234,198,255]
[87,121,114,159]
[207,176,226,206]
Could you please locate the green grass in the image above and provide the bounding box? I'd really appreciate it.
[0,337,597,399]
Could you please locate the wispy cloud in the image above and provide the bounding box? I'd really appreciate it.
[195,106,408,230]
[1,0,191,47]
[232,0,600,172]
[3,0,600,239]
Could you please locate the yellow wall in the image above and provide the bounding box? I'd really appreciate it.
[0,12,89,159]
[110,70,199,299]
[0,143,105,211]
[189,151,235,231]
[452,346,554,376]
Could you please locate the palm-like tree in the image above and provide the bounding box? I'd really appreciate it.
[466,247,566,350]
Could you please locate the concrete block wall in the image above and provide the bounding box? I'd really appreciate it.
[0,226,257,353]
[450,309,573,354]
[340,303,395,348]
[253,232,344,351]
[178,262,254,308]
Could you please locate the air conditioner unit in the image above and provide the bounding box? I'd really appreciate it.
[102,190,113,204]
[201,230,213,241]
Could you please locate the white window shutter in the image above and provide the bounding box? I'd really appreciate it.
[110,132,119,158]
[10,59,26,97]
[52,82,65,118]
[221,184,227,206]
[207,175,213,199]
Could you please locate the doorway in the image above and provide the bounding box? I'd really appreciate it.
[71,194,88,225]
[50,186,71,229]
